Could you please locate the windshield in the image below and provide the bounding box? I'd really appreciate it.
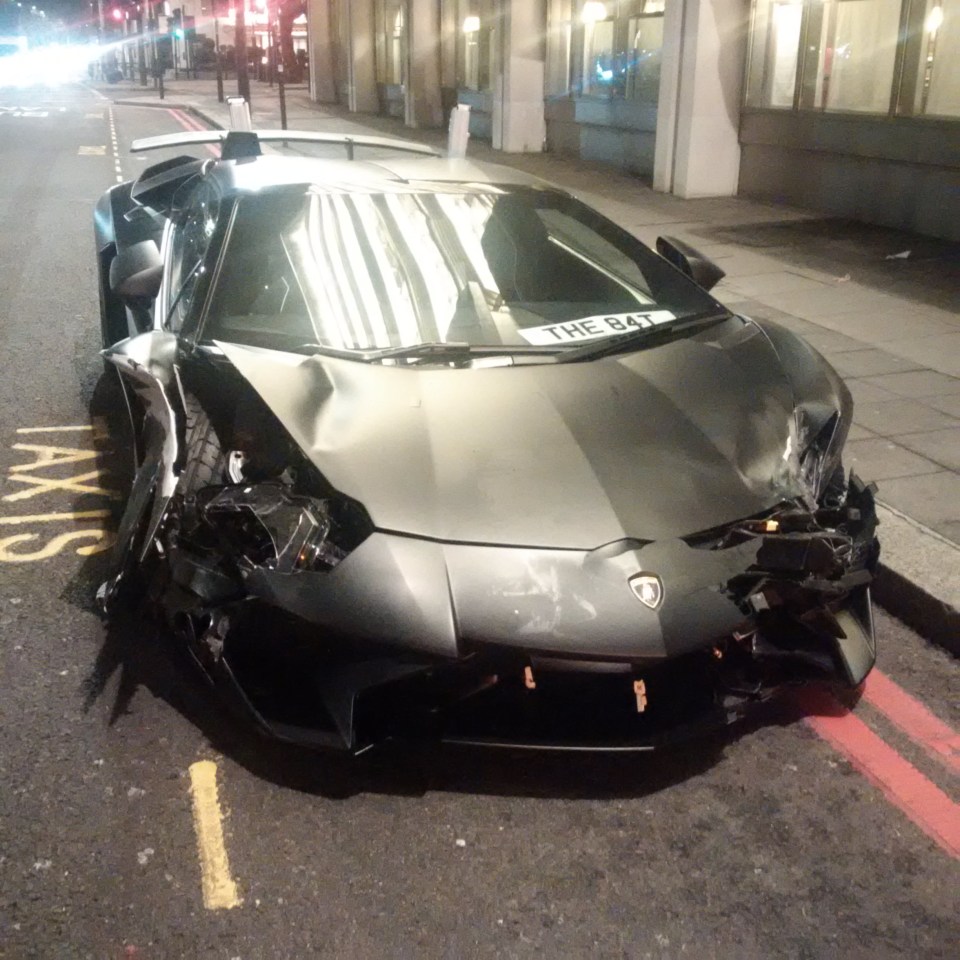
[201,185,724,357]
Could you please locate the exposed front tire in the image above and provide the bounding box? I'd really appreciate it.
[181,394,227,494]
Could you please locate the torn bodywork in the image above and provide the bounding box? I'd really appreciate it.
[94,133,879,754]
[100,320,879,755]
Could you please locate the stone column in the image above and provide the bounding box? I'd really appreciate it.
[438,0,458,112]
[653,0,749,197]
[306,0,337,102]
[491,0,546,153]
[345,0,379,113]
[405,0,444,127]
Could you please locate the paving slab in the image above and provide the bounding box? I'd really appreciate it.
[882,333,960,377]
[895,429,960,471]
[876,471,960,531]
[845,438,944,481]
[853,398,959,437]
[828,350,927,378]
[860,370,960,398]
[922,395,960,417]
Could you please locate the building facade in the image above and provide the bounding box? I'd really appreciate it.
[298,0,959,240]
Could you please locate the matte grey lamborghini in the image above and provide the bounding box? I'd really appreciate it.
[94,127,879,753]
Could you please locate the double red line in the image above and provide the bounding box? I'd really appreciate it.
[166,107,220,158]
[795,670,960,858]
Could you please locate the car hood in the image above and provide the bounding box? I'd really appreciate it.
[217,319,819,549]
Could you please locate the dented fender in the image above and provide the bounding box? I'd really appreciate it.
[101,331,184,593]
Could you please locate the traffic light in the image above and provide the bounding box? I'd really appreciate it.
[111,6,124,20]
[171,8,184,40]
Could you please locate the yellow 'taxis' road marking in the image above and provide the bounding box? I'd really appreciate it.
[16,421,109,439]
[0,509,111,525]
[16,425,94,433]
[188,761,242,910]
[2,469,119,501]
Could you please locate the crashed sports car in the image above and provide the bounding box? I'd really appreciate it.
[94,126,879,753]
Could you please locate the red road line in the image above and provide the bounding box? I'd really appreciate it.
[795,687,960,859]
[862,670,960,777]
[165,108,220,158]
[166,107,203,131]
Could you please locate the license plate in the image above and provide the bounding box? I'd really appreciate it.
[518,310,677,345]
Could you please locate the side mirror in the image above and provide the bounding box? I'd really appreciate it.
[109,240,163,300]
[656,236,726,292]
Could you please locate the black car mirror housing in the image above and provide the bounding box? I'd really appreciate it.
[656,235,726,292]
[109,239,163,300]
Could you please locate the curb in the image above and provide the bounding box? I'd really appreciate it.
[872,503,959,656]
[111,97,189,109]
[186,106,224,130]
[109,96,229,132]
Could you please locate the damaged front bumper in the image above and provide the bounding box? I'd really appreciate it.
[154,473,879,754]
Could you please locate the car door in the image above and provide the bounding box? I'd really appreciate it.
[100,176,224,603]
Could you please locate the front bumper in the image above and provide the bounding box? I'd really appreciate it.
[183,476,879,753]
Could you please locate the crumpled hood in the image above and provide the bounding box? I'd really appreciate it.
[218,319,826,549]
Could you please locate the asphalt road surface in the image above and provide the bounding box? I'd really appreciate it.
[0,82,958,960]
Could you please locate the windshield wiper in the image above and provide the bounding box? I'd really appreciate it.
[556,312,731,363]
[294,341,564,363]
[364,340,477,361]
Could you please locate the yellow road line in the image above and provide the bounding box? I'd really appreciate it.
[16,426,94,433]
[0,509,112,525]
[188,760,242,910]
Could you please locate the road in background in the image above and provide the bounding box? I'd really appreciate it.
[0,83,957,959]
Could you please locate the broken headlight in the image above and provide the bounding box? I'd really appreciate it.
[203,482,372,573]
[797,406,848,505]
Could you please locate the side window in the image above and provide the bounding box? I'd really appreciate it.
[166,178,221,331]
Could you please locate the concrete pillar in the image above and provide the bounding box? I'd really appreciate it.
[439,0,457,92]
[345,0,379,114]
[491,0,546,152]
[653,0,749,197]
[405,0,444,127]
[307,0,337,102]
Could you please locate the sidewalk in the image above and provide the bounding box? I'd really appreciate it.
[102,76,960,651]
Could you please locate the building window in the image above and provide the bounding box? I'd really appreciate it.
[546,0,665,103]
[746,0,960,116]
[456,1,495,92]
[799,0,902,113]
[745,0,804,107]
[915,0,960,116]
[375,0,405,86]
[548,1,664,100]
[626,5,665,102]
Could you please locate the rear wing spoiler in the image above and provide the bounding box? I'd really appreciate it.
[130,129,441,161]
